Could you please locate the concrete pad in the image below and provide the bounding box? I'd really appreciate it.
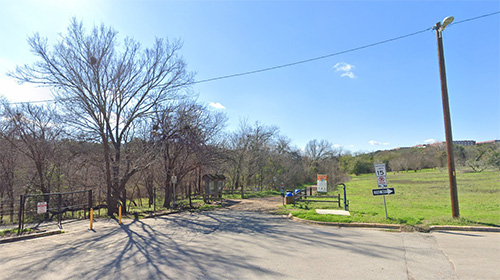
[315,209,350,216]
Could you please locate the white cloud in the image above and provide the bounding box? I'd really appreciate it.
[333,62,354,72]
[369,140,389,146]
[341,72,356,79]
[209,102,226,110]
[333,62,357,79]
[424,139,439,144]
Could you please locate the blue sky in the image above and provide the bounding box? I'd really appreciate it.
[1,0,499,152]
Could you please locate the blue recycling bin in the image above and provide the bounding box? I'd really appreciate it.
[285,191,294,204]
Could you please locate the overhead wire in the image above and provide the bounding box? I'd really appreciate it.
[190,28,433,85]
[4,10,500,105]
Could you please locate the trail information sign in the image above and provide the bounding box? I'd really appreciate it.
[317,174,327,193]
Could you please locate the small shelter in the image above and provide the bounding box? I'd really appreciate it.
[202,174,225,202]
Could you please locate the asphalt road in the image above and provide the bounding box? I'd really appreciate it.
[1,210,499,279]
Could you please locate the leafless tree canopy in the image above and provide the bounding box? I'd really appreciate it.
[9,18,193,215]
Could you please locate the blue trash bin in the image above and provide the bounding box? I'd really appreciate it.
[285,191,294,204]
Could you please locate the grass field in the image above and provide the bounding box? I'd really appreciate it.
[285,168,500,227]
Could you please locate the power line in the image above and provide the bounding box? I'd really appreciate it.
[450,10,500,26]
[191,28,433,85]
[191,11,499,85]
[5,10,500,105]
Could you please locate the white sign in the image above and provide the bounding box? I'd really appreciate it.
[377,176,387,185]
[377,176,387,188]
[37,202,47,214]
[375,164,388,188]
[374,164,387,177]
[317,174,327,193]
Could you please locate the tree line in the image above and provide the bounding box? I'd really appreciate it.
[0,19,350,217]
[340,143,500,175]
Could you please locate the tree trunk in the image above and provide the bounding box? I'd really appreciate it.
[103,135,116,216]
[121,187,127,214]
[188,183,192,208]
[163,171,172,208]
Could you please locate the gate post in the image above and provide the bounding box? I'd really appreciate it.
[17,195,25,235]
[58,193,62,229]
[87,190,93,219]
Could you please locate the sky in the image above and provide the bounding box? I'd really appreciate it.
[1,0,499,153]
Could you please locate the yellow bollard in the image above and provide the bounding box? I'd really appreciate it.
[90,208,93,230]
[118,205,122,224]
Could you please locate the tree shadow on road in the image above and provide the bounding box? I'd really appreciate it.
[6,211,406,279]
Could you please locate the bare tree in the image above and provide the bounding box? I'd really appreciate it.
[0,142,18,224]
[1,103,64,196]
[9,19,193,215]
[152,101,226,208]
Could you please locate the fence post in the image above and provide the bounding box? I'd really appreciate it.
[58,193,62,229]
[17,195,25,235]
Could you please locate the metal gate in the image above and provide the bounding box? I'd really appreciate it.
[17,190,92,234]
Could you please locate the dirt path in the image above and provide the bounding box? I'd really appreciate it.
[220,196,284,214]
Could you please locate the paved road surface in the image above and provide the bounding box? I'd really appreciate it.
[1,210,499,279]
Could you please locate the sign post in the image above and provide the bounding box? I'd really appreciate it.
[280,182,285,205]
[373,164,392,219]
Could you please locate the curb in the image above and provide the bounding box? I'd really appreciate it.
[285,214,500,233]
[0,230,63,244]
[428,225,500,232]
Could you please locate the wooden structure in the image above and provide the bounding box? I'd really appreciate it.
[202,174,225,202]
[295,186,341,208]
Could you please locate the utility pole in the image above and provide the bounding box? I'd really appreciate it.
[434,17,459,218]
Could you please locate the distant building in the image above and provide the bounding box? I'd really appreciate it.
[453,140,476,146]
[477,140,500,145]
[392,139,498,151]
[411,144,427,148]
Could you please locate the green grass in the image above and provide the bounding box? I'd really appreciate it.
[283,168,500,227]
